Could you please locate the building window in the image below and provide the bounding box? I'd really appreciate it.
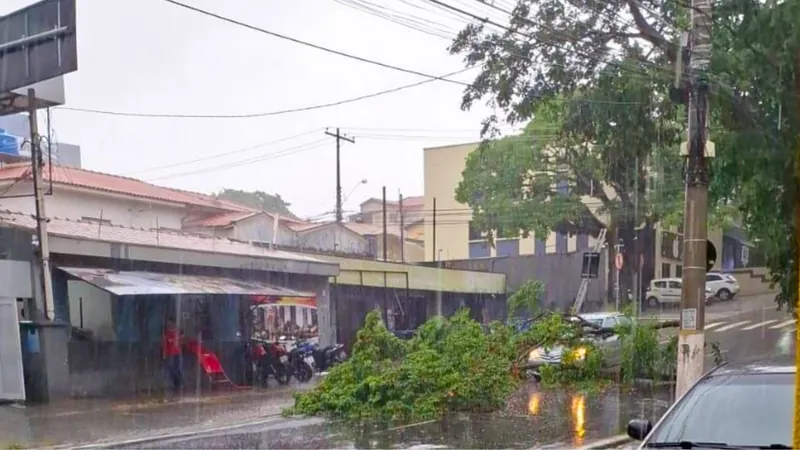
[496,239,519,257]
[556,233,567,254]
[576,234,589,250]
[468,221,484,241]
[556,178,569,196]
[534,239,546,255]
[675,265,682,278]
[661,263,671,278]
[469,241,490,259]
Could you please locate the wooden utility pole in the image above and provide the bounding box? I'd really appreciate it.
[792,49,800,450]
[324,128,355,223]
[676,0,713,398]
[399,192,405,262]
[28,89,55,321]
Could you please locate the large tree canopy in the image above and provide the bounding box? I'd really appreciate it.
[216,189,299,219]
[449,0,800,307]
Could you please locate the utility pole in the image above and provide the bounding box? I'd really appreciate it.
[634,155,641,317]
[792,49,800,450]
[382,186,388,261]
[28,89,55,321]
[676,0,713,398]
[324,128,355,223]
[399,192,405,262]
[432,197,437,262]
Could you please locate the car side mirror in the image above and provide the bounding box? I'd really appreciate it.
[627,419,652,440]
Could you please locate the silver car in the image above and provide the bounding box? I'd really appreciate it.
[524,312,633,368]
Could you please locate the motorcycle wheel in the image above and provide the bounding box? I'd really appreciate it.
[294,361,313,383]
[274,364,291,385]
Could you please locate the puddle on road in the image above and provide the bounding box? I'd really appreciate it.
[121,383,674,449]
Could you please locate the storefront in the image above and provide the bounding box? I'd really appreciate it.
[0,213,339,402]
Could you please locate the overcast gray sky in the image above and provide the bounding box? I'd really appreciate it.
[2,0,519,218]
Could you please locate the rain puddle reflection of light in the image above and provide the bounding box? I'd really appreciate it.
[528,392,541,416]
[571,394,586,446]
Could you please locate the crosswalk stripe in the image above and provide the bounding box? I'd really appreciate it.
[714,321,751,332]
[769,320,796,330]
[741,320,779,330]
[704,322,724,330]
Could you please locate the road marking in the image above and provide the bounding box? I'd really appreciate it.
[704,322,724,330]
[741,320,779,330]
[769,319,796,329]
[714,321,751,332]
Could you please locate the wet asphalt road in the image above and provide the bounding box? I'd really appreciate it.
[101,386,673,449]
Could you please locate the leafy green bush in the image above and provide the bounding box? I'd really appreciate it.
[285,309,518,421]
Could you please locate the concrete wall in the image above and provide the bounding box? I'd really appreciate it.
[730,267,779,297]
[67,280,115,340]
[297,224,370,255]
[439,251,609,312]
[230,214,296,246]
[0,182,186,230]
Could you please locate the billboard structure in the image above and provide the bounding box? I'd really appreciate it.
[0,0,77,115]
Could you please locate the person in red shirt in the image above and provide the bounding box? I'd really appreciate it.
[162,318,183,394]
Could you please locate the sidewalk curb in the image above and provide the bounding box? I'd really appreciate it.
[574,434,633,449]
[56,413,288,450]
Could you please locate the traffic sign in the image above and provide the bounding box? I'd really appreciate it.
[0,0,77,93]
[614,253,624,271]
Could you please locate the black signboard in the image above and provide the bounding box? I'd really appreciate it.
[0,0,77,93]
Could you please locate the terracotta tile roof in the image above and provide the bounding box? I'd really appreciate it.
[184,211,259,228]
[344,221,402,237]
[185,210,306,229]
[287,221,327,232]
[359,195,424,208]
[0,163,252,212]
[402,196,425,208]
[0,209,329,265]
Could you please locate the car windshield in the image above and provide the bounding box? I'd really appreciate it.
[646,372,793,447]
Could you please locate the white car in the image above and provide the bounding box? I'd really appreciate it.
[644,278,715,309]
[705,272,740,301]
[525,312,632,368]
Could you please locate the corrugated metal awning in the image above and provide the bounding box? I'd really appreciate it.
[59,267,316,298]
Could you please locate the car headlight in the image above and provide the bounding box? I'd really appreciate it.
[529,348,542,360]
[572,347,587,361]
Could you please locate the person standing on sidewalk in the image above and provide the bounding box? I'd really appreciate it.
[162,318,184,395]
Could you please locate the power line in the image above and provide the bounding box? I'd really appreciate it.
[57,67,475,119]
[124,128,323,176]
[160,0,470,86]
[145,138,329,182]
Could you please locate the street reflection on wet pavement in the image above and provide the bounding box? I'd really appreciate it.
[113,383,673,449]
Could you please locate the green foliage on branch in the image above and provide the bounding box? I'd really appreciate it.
[507,279,545,318]
[285,310,518,421]
[285,290,691,421]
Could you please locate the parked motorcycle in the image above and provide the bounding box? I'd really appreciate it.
[248,338,291,386]
[287,344,315,383]
[297,340,347,372]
